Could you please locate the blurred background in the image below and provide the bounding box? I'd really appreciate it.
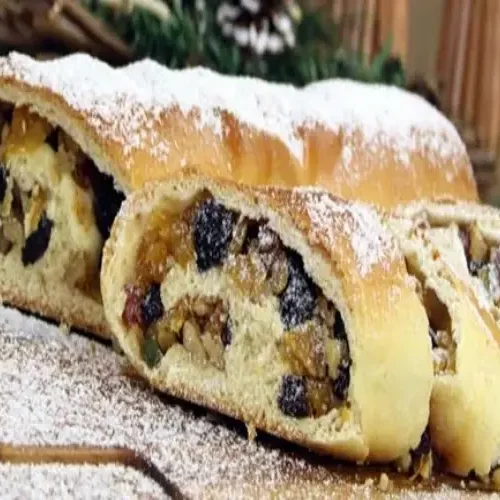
[0,0,496,203]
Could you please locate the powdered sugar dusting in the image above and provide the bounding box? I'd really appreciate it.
[0,463,165,499]
[0,52,469,183]
[0,52,169,166]
[305,79,467,173]
[294,188,397,276]
[0,306,492,498]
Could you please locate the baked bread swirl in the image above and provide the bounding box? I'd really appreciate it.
[387,216,500,477]
[101,169,433,463]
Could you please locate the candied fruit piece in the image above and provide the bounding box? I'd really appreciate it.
[142,337,162,368]
[278,324,326,378]
[279,251,317,329]
[21,212,53,266]
[141,283,164,328]
[0,165,8,203]
[193,199,236,272]
[307,379,334,417]
[136,204,196,285]
[122,285,144,327]
[4,106,52,155]
[332,361,350,400]
[227,253,269,299]
[277,374,308,417]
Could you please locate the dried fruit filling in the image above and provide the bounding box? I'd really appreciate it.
[0,103,125,297]
[124,195,352,420]
[459,224,500,307]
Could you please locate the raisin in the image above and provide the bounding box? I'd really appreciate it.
[141,283,164,328]
[428,326,438,348]
[333,310,347,342]
[92,176,125,240]
[411,427,431,458]
[277,374,309,417]
[45,127,59,151]
[193,199,236,272]
[122,285,144,327]
[21,212,53,266]
[0,165,8,203]
[142,337,163,368]
[332,361,350,400]
[221,320,232,347]
[279,251,317,329]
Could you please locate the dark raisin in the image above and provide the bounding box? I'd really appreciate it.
[141,283,164,328]
[21,212,53,265]
[0,165,8,203]
[428,326,438,348]
[142,337,163,368]
[332,361,350,400]
[221,320,232,347]
[277,375,309,417]
[333,310,348,342]
[193,199,236,272]
[45,127,59,151]
[411,427,431,458]
[92,175,125,240]
[279,251,317,329]
[122,285,145,328]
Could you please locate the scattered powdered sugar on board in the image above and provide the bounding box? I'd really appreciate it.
[304,78,467,171]
[0,306,488,499]
[293,188,397,276]
[0,463,165,499]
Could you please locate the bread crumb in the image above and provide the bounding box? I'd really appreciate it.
[59,323,70,335]
[492,469,500,490]
[246,423,257,442]
[460,479,466,489]
[364,477,374,487]
[378,472,392,492]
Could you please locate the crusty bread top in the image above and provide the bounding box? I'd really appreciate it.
[0,52,477,206]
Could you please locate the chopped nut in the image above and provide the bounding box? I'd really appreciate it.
[227,253,269,299]
[201,332,225,369]
[182,319,207,362]
[152,319,179,353]
[192,296,213,317]
[166,299,189,333]
[269,251,289,294]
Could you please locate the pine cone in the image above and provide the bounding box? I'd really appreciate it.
[216,0,301,55]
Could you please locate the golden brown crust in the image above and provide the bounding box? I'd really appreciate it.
[101,168,433,464]
[0,52,478,207]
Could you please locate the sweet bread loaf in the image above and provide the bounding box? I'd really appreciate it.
[386,215,500,476]
[0,51,477,339]
[101,168,433,463]
[122,58,478,207]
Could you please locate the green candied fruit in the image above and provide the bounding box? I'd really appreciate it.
[142,337,162,368]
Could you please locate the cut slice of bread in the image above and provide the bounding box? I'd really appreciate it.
[101,169,433,464]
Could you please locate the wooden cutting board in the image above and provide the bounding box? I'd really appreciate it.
[0,306,496,499]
